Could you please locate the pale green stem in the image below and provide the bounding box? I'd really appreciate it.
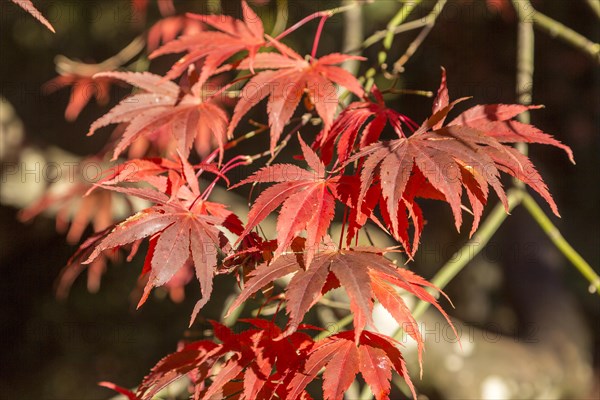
[342,0,364,75]
[513,0,600,62]
[380,0,424,64]
[309,193,520,341]
[405,190,523,325]
[314,313,353,341]
[585,0,600,19]
[222,293,245,327]
[513,0,598,292]
[360,18,429,50]
[340,0,364,107]
[521,193,600,294]
[514,0,534,179]
[391,0,447,75]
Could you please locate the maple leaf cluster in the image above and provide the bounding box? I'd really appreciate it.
[100,320,416,400]
[21,1,574,399]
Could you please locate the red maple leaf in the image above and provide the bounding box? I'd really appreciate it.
[43,74,115,121]
[129,319,315,400]
[147,15,204,53]
[131,0,175,21]
[316,85,418,165]
[11,0,55,32]
[89,156,225,197]
[150,0,265,84]
[98,381,138,400]
[82,158,242,323]
[227,246,454,357]
[349,69,573,251]
[88,71,229,162]
[229,49,365,152]
[232,135,338,267]
[84,200,226,322]
[18,156,120,245]
[287,329,416,400]
[53,228,122,300]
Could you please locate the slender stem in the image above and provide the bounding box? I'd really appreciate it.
[311,15,329,59]
[534,10,600,62]
[358,19,429,52]
[515,13,534,122]
[205,74,253,103]
[392,22,434,73]
[274,3,359,41]
[521,193,600,294]
[317,297,351,310]
[379,0,424,65]
[513,0,534,186]
[340,0,364,100]
[265,114,312,167]
[199,125,268,171]
[400,189,524,329]
[384,88,434,97]
[585,0,600,20]
[392,0,447,74]
[314,313,353,341]
[512,0,600,62]
[363,225,376,247]
[512,0,598,295]
[55,35,145,76]
[344,0,443,100]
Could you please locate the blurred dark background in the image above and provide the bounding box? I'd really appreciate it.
[0,1,598,399]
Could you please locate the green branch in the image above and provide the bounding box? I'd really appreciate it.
[379,0,424,65]
[513,0,598,293]
[397,190,524,330]
[513,0,600,62]
[359,19,429,51]
[585,0,600,20]
[521,193,600,294]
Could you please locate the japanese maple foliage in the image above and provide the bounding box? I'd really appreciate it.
[88,71,230,162]
[229,49,365,153]
[10,0,55,33]
[21,1,575,399]
[150,0,265,83]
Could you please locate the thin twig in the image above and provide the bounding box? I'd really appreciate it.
[513,0,600,62]
[585,0,600,20]
[513,0,597,293]
[391,0,447,74]
[341,0,364,82]
[357,19,430,52]
[314,313,352,341]
[317,297,351,310]
[55,36,146,76]
[384,88,434,97]
[379,0,424,65]
[274,2,360,41]
[521,193,600,294]
[265,113,313,167]
[400,189,524,328]
[392,23,434,73]
[513,0,535,183]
